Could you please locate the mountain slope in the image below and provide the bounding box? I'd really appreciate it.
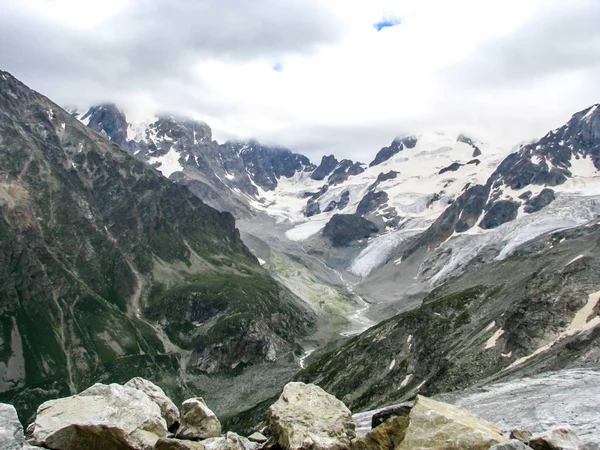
[0,71,314,421]
[297,218,600,411]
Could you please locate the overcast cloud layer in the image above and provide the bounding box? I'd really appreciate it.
[1,0,599,161]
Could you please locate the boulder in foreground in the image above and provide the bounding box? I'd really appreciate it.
[528,426,583,450]
[176,398,221,440]
[28,383,168,450]
[397,395,507,450]
[267,381,355,450]
[125,377,181,431]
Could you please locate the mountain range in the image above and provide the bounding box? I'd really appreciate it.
[1,69,600,435]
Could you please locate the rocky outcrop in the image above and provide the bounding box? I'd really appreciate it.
[439,162,463,175]
[479,200,520,230]
[28,383,168,450]
[125,378,180,431]
[237,141,315,191]
[328,160,365,185]
[397,396,506,450]
[370,136,418,167]
[311,155,339,181]
[82,104,129,147]
[322,215,379,247]
[176,398,221,440]
[524,189,556,214]
[267,382,355,450]
[356,191,389,217]
[457,134,482,158]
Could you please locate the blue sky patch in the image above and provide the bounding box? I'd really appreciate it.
[273,62,283,72]
[373,17,402,32]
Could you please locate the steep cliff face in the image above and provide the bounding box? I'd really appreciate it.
[0,71,314,421]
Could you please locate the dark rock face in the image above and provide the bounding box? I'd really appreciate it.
[323,191,351,213]
[480,200,521,230]
[337,190,351,210]
[457,134,482,157]
[371,404,412,429]
[322,215,379,247]
[82,104,129,147]
[406,184,490,255]
[311,155,338,181]
[524,189,556,214]
[238,141,315,191]
[356,191,389,217]
[305,200,322,217]
[439,162,463,175]
[377,171,399,183]
[0,70,313,421]
[370,136,418,167]
[328,160,365,185]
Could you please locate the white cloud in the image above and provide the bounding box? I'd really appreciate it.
[1,0,599,162]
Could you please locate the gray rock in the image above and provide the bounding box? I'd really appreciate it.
[176,398,221,440]
[125,377,180,431]
[489,440,533,450]
[28,383,168,450]
[529,426,582,450]
[322,214,379,247]
[154,438,206,450]
[510,429,533,444]
[268,382,355,450]
[248,432,268,443]
[0,403,42,449]
[202,432,257,450]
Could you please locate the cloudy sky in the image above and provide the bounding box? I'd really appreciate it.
[1,0,599,161]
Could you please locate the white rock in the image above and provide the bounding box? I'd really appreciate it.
[176,397,221,440]
[125,377,180,430]
[0,403,41,449]
[202,431,257,450]
[28,383,168,450]
[248,431,268,443]
[267,381,356,450]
